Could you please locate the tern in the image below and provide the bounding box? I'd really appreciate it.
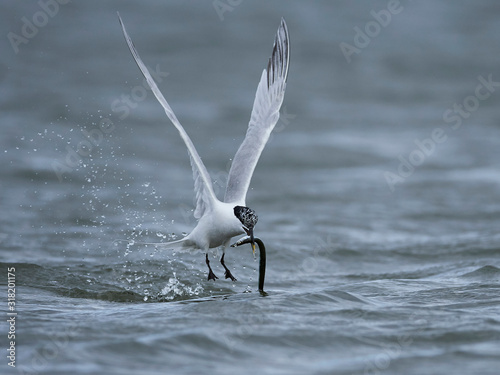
[118,14,289,281]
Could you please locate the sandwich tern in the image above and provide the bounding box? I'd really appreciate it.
[118,14,289,281]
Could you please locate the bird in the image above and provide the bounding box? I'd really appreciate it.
[117,13,289,281]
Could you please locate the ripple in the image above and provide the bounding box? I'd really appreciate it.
[462,265,500,279]
[61,287,144,302]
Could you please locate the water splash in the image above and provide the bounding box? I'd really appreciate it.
[157,274,204,301]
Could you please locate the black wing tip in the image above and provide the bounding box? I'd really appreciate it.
[280,17,288,36]
[266,18,290,89]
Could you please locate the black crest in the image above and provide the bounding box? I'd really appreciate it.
[234,206,258,229]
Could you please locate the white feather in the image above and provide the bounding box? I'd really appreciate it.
[118,13,216,219]
[224,18,289,204]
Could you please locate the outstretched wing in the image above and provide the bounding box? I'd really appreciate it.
[118,13,217,219]
[224,18,290,204]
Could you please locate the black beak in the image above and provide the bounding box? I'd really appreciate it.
[246,227,256,254]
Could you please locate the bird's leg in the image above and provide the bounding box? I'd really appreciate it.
[206,253,218,281]
[220,253,237,282]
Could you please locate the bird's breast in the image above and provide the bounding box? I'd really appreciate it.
[190,202,245,249]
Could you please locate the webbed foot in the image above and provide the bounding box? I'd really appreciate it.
[220,253,237,282]
[207,269,219,281]
[224,269,237,282]
[206,253,218,281]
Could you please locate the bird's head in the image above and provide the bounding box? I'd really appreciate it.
[233,206,258,253]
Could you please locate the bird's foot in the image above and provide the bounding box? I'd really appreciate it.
[220,253,237,282]
[207,269,219,281]
[206,253,218,281]
[224,269,237,282]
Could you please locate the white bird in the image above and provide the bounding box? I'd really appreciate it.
[118,14,289,281]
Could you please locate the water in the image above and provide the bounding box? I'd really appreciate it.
[1,1,500,374]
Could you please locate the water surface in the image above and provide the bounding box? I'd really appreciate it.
[1,1,500,374]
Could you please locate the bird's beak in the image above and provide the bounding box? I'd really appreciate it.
[246,227,256,255]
